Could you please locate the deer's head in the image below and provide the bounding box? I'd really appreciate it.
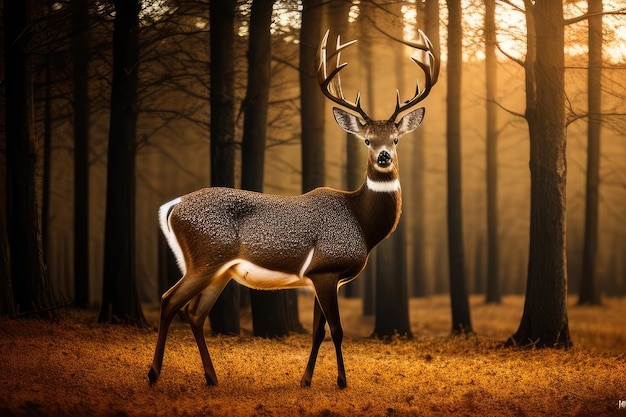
[317,30,439,176]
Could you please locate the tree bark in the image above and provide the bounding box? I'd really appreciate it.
[507,0,571,348]
[579,0,602,306]
[5,0,57,318]
[484,0,501,304]
[0,14,14,315]
[99,0,147,326]
[446,0,473,334]
[207,0,241,336]
[71,0,91,308]
[373,3,412,338]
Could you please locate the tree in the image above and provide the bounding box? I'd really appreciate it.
[300,0,325,193]
[328,0,363,300]
[506,0,572,348]
[373,3,412,338]
[5,0,58,317]
[578,0,602,305]
[207,0,241,336]
[99,0,147,326]
[412,0,440,298]
[241,0,294,338]
[71,0,91,308]
[446,0,473,334]
[484,0,501,304]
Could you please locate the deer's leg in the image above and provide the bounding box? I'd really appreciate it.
[300,299,326,387]
[312,275,346,388]
[148,270,209,384]
[186,276,231,386]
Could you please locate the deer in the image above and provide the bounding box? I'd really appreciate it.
[148,29,439,389]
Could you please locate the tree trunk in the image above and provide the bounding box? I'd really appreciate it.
[241,0,292,338]
[99,0,147,326]
[507,0,571,348]
[373,3,412,338]
[373,218,412,337]
[71,0,91,308]
[207,0,241,336]
[446,0,472,334]
[300,0,325,193]
[412,0,440,298]
[5,0,57,318]
[326,1,362,299]
[484,0,501,304]
[0,17,14,315]
[578,0,602,306]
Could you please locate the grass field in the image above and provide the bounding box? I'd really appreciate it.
[1,294,625,416]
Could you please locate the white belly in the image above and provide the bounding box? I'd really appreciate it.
[230,260,313,290]
[216,248,315,290]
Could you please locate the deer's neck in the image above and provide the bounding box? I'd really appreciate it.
[350,166,402,251]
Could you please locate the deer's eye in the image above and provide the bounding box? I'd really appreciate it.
[393,138,399,145]
[364,139,370,146]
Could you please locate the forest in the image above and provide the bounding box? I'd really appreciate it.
[1,0,626,415]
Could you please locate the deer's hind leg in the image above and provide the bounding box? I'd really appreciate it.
[186,273,232,386]
[148,268,215,384]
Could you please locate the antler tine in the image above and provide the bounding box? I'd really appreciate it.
[318,30,372,122]
[388,29,440,122]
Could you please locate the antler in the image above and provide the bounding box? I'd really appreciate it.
[387,29,440,122]
[317,30,372,123]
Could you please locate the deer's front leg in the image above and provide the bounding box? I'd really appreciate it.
[301,299,326,387]
[311,275,346,388]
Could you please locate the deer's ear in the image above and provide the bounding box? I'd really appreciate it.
[333,107,365,135]
[397,107,425,136]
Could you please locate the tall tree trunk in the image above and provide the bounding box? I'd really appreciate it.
[301,0,325,193]
[327,0,363,299]
[5,0,57,317]
[207,0,241,336]
[446,0,472,334]
[484,0,500,304]
[99,0,147,326]
[578,0,602,306]
[359,1,376,317]
[241,0,291,338]
[0,14,15,315]
[507,0,571,348]
[71,0,91,308]
[373,3,412,338]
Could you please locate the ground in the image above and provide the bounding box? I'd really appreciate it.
[1,294,625,417]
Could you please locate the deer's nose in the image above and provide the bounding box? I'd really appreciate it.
[377,150,392,167]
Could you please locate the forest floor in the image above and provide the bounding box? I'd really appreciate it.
[1,294,625,417]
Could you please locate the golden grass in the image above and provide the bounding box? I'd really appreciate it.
[0,294,624,416]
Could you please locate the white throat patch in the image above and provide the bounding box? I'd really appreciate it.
[366,177,401,193]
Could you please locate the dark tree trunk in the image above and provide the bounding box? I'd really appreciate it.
[507,0,571,348]
[484,0,501,304]
[578,0,603,306]
[5,0,57,318]
[207,0,241,336]
[412,0,440,298]
[300,0,325,193]
[446,0,473,334]
[0,16,14,315]
[71,0,91,308]
[99,0,147,326]
[358,2,376,316]
[373,3,412,338]
[373,218,412,337]
[326,0,362,299]
[240,0,292,338]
